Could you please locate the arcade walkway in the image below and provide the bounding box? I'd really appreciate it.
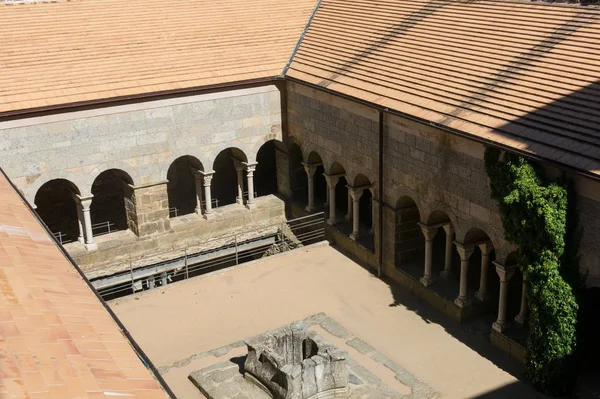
[110,244,542,399]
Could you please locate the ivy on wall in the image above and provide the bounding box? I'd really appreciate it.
[484,147,582,395]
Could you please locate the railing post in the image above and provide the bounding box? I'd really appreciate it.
[184,249,189,280]
[129,260,134,293]
[281,219,285,246]
[235,234,239,265]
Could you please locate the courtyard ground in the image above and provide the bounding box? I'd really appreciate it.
[110,243,543,399]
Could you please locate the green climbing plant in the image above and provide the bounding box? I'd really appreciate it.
[484,147,582,395]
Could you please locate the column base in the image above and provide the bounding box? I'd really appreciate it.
[78,237,85,244]
[420,276,435,287]
[344,215,352,221]
[327,218,336,226]
[492,320,508,333]
[236,198,244,205]
[203,211,216,220]
[454,296,471,308]
[514,313,526,326]
[195,207,203,215]
[305,205,317,213]
[350,232,360,241]
[440,269,451,279]
[475,290,490,302]
[246,202,257,210]
[85,242,97,251]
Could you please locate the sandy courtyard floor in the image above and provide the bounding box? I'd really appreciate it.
[110,243,543,399]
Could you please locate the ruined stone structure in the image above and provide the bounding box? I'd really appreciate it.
[244,322,349,399]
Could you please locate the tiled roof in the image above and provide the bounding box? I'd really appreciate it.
[0,170,169,398]
[287,0,600,178]
[0,0,318,115]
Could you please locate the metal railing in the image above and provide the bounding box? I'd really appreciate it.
[92,221,116,236]
[90,213,325,301]
[52,231,75,245]
[202,198,219,208]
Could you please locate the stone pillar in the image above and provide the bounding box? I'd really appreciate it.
[202,171,215,220]
[234,162,245,205]
[475,242,493,301]
[72,192,85,243]
[515,276,527,325]
[245,162,257,209]
[348,187,363,240]
[77,195,96,250]
[192,171,204,215]
[440,224,454,278]
[303,163,317,213]
[454,243,474,308]
[493,262,516,332]
[124,181,170,237]
[419,224,438,287]
[324,174,340,225]
[346,191,352,221]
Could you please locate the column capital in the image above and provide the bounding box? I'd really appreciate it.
[454,242,475,261]
[323,173,343,188]
[493,260,516,282]
[200,170,215,185]
[75,194,94,209]
[302,162,319,177]
[479,241,494,256]
[417,223,438,241]
[191,169,205,179]
[347,185,364,201]
[442,223,454,236]
[243,161,257,174]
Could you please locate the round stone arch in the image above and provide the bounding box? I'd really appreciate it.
[85,162,140,195]
[494,242,518,265]
[25,171,84,205]
[207,142,252,169]
[422,201,459,229]
[164,150,209,179]
[247,138,285,164]
[455,218,501,250]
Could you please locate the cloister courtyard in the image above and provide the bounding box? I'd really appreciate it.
[110,244,543,399]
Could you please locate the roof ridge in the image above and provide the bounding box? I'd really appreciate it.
[281,0,323,78]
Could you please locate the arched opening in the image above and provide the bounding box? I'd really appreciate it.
[34,179,80,244]
[394,196,423,267]
[91,169,134,235]
[329,162,348,220]
[288,143,306,204]
[581,287,600,374]
[167,156,203,218]
[212,147,248,207]
[462,228,496,306]
[427,211,459,277]
[307,151,326,207]
[255,140,279,197]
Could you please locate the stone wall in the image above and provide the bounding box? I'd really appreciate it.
[0,83,283,203]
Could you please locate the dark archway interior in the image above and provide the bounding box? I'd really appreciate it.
[394,197,422,265]
[34,179,79,243]
[91,169,133,234]
[430,226,460,275]
[359,188,372,230]
[289,144,307,203]
[167,156,203,217]
[335,176,348,216]
[213,148,247,207]
[255,141,278,197]
[315,165,326,205]
[506,267,523,320]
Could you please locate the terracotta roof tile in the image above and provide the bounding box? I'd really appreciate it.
[0,0,318,114]
[0,170,169,398]
[287,0,600,178]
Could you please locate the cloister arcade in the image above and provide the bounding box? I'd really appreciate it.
[32,138,528,342]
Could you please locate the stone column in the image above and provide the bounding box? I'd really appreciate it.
[419,224,438,287]
[303,163,317,212]
[515,276,527,325]
[72,192,85,243]
[454,243,474,308]
[348,187,363,240]
[475,242,493,301]
[492,261,516,332]
[324,174,340,225]
[245,162,257,209]
[77,195,96,250]
[346,191,352,221]
[202,171,215,220]
[440,224,454,278]
[234,161,245,205]
[192,171,204,215]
